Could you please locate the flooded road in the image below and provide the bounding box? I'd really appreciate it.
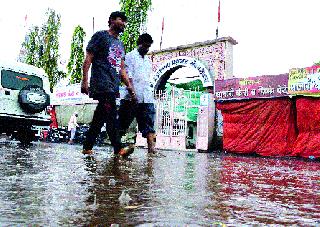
[0,141,319,226]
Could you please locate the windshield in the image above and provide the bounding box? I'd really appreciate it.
[0,69,43,90]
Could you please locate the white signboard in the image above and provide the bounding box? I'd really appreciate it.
[152,56,213,89]
[52,83,98,105]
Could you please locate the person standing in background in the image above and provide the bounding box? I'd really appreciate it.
[68,111,79,144]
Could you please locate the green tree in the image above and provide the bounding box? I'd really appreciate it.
[20,8,64,91]
[67,25,86,84]
[21,26,42,66]
[39,8,64,90]
[120,0,152,52]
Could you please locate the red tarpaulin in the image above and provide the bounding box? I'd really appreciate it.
[217,98,297,156]
[291,97,320,158]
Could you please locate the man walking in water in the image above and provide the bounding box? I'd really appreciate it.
[118,33,157,154]
[81,11,135,156]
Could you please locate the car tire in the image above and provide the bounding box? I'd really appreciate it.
[18,85,50,113]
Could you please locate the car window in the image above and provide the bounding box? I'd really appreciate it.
[0,69,43,90]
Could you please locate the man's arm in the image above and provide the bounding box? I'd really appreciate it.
[81,52,93,95]
[75,118,79,127]
[120,59,135,97]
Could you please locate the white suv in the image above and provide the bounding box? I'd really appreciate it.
[0,61,51,144]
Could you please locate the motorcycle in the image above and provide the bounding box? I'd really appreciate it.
[46,128,60,143]
[74,124,89,144]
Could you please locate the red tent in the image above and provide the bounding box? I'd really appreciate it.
[217,98,297,156]
[215,73,320,158]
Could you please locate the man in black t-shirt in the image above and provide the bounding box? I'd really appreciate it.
[81,11,135,156]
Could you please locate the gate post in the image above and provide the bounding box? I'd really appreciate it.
[196,93,215,152]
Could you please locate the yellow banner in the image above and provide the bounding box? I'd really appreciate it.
[288,65,320,96]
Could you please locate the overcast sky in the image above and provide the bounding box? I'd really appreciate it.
[0,0,319,77]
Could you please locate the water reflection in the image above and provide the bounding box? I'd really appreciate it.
[0,142,319,226]
[78,152,157,226]
[0,142,95,225]
[218,155,320,226]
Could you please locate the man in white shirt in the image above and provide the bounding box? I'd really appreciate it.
[68,111,79,144]
[118,33,156,154]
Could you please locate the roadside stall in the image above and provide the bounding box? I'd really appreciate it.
[215,66,320,158]
[288,65,320,158]
[215,74,296,156]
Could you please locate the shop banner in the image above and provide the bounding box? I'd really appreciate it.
[52,83,98,105]
[215,74,289,100]
[288,65,320,96]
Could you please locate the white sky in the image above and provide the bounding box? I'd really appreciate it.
[0,0,319,77]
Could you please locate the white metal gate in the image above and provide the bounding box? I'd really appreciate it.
[135,86,203,150]
[154,86,200,150]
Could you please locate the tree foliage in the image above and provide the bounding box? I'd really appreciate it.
[21,8,64,91]
[120,0,152,52]
[67,25,86,84]
[40,9,64,90]
[21,26,42,66]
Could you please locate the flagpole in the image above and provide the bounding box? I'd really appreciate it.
[216,0,220,39]
[160,34,163,50]
[216,27,219,40]
[92,17,95,34]
[24,14,28,28]
[160,17,164,50]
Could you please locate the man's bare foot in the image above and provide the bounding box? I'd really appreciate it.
[82,149,94,155]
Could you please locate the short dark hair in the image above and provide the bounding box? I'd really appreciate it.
[137,33,153,45]
[108,11,127,25]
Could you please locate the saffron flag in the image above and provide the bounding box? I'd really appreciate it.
[162,17,164,31]
[24,14,28,27]
[218,0,221,23]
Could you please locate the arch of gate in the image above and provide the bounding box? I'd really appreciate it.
[151,56,213,92]
[148,36,238,90]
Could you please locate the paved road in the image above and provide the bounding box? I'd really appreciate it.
[0,141,319,226]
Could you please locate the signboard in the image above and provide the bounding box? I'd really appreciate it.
[152,56,213,88]
[52,83,98,105]
[288,65,320,96]
[215,74,289,100]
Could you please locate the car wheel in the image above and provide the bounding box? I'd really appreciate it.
[18,85,50,113]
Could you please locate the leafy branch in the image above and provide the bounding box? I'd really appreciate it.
[120,0,152,52]
[67,25,86,84]
[20,8,65,91]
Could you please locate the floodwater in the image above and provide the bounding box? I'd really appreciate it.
[0,141,319,226]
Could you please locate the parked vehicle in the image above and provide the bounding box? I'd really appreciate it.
[34,125,50,141]
[58,126,69,143]
[46,128,61,143]
[74,124,89,144]
[0,61,51,144]
[46,126,69,143]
